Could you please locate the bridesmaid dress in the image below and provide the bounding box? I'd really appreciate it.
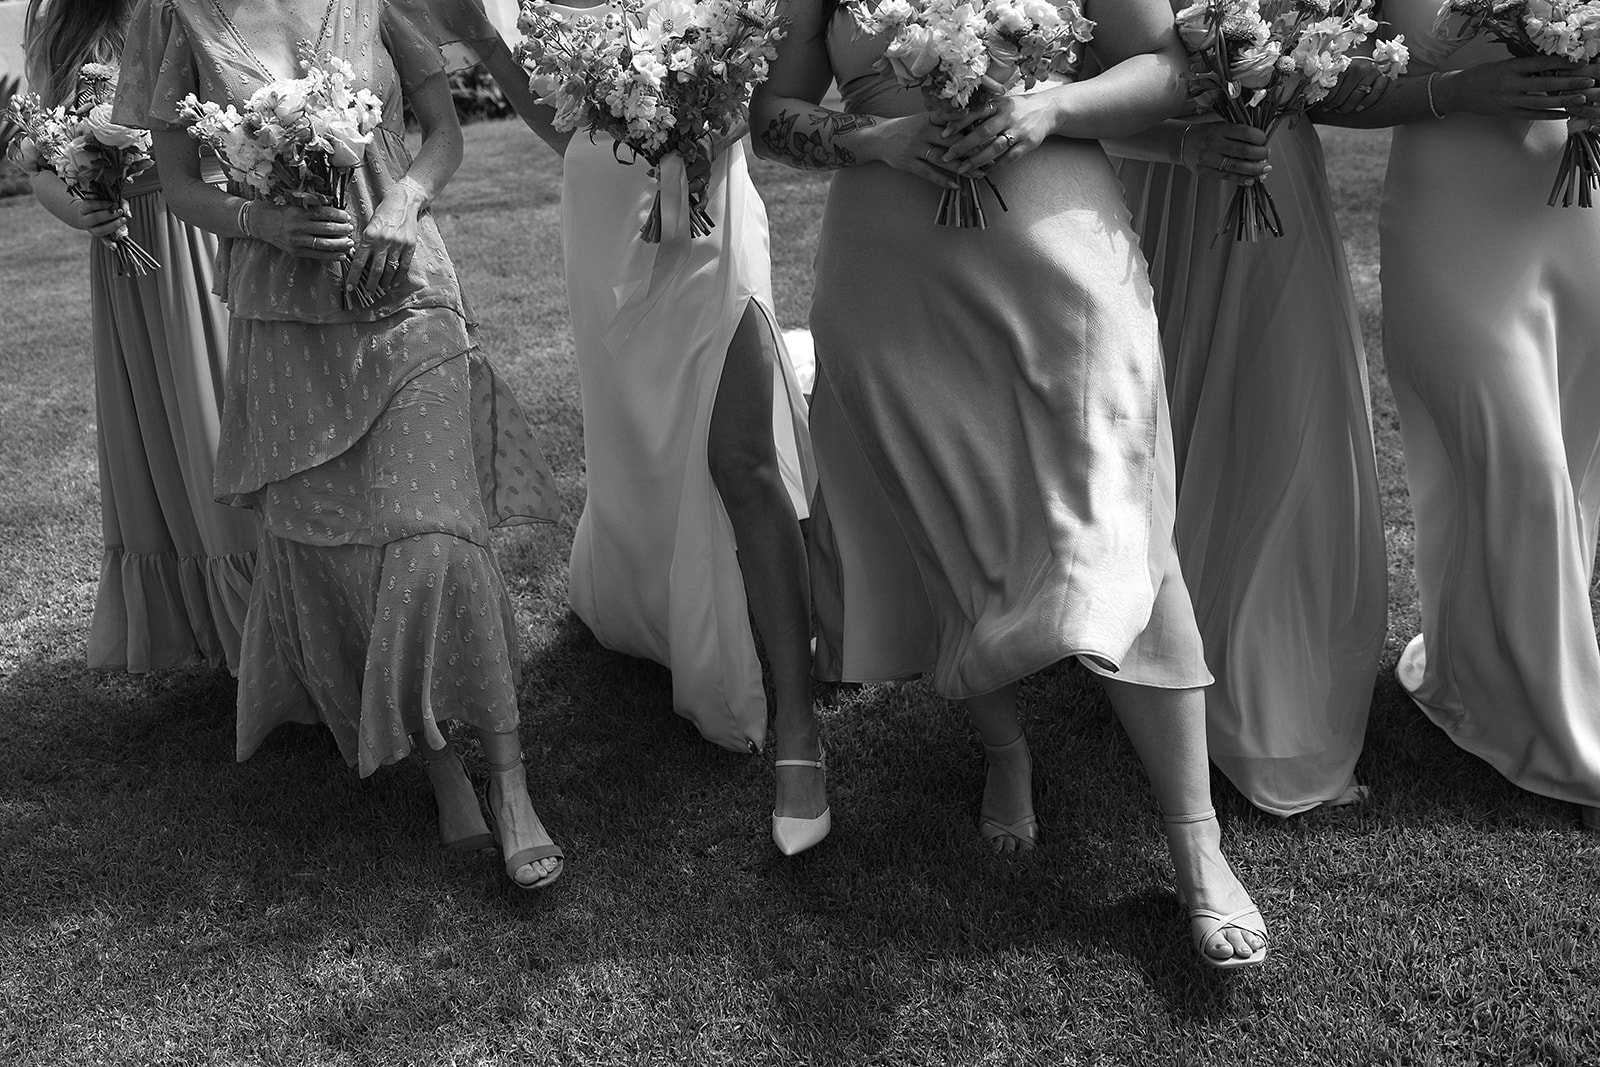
[1379,0,1600,811]
[116,0,560,774]
[551,3,814,752]
[41,61,258,674]
[1116,118,1388,816]
[808,17,1211,698]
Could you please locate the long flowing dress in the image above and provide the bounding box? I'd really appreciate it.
[1115,119,1388,816]
[115,0,561,775]
[1379,0,1600,809]
[44,61,258,674]
[808,19,1211,699]
[549,3,814,753]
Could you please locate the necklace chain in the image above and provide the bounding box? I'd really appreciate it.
[211,0,341,81]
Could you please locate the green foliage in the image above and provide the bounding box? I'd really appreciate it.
[450,65,515,125]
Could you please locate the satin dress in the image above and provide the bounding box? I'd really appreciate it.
[808,16,1211,698]
[551,1,814,752]
[1380,0,1600,809]
[1116,118,1387,816]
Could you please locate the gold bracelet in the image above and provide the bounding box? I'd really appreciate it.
[1426,72,1446,120]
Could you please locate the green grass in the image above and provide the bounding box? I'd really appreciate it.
[3,119,1599,1067]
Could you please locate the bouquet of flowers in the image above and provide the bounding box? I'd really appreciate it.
[516,0,784,242]
[175,44,385,303]
[6,64,161,275]
[847,0,1096,228]
[1177,0,1409,240]
[1436,0,1600,206]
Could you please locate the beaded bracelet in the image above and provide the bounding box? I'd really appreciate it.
[1426,72,1445,120]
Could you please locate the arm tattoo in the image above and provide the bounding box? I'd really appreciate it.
[759,108,877,170]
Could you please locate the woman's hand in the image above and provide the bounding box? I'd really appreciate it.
[1318,56,1393,115]
[252,203,358,261]
[1437,56,1595,119]
[1179,122,1271,185]
[75,197,130,241]
[936,94,1055,175]
[346,179,426,298]
[855,113,961,189]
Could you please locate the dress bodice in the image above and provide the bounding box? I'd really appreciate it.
[1379,0,1509,73]
[114,0,468,324]
[825,7,1079,119]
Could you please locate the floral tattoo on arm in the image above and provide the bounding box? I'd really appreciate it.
[759,108,877,169]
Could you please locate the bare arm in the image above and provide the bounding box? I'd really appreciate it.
[151,129,357,259]
[346,66,463,295]
[476,38,573,157]
[940,0,1188,174]
[1319,57,1595,129]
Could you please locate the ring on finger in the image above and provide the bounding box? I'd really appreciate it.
[997,132,1014,151]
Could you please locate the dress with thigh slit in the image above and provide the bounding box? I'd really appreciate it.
[547,2,815,753]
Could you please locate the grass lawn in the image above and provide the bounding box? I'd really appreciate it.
[2,119,1598,1067]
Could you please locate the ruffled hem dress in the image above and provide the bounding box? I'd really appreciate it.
[86,154,259,674]
[808,17,1211,699]
[115,0,560,775]
[1115,118,1388,816]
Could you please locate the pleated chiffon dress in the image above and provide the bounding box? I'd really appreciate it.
[1378,0,1600,811]
[86,156,258,674]
[115,0,561,775]
[1116,118,1388,816]
[554,8,814,751]
[808,18,1211,700]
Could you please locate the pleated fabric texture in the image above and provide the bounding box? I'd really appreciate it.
[86,170,258,674]
[1116,118,1387,816]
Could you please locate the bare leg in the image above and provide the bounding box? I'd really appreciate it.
[708,302,825,821]
[478,728,561,886]
[965,683,1036,853]
[1099,678,1265,962]
[416,734,491,849]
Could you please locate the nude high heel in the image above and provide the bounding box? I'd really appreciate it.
[772,750,831,856]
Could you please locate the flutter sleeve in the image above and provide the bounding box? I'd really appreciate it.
[384,0,508,72]
[111,0,198,130]
[381,1,451,96]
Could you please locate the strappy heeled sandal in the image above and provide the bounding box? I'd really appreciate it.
[1164,808,1268,970]
[418,741,494,853]
[485,754,564,890]
[978,734,1039,852]
[772,750,831,856]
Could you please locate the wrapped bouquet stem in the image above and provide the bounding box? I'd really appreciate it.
[6,64,162,276]
[850,0,1095,230]
[175,44,384,307]
[517,0,783,245]
[1178,0,1408,241]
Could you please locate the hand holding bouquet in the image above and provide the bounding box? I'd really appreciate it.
[1177,0,1408,240]
[1436,0,1600,206]
[516,0,784,243]
[6,64,160,275]
[175,44,384,304]
[848,0,1095,228]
